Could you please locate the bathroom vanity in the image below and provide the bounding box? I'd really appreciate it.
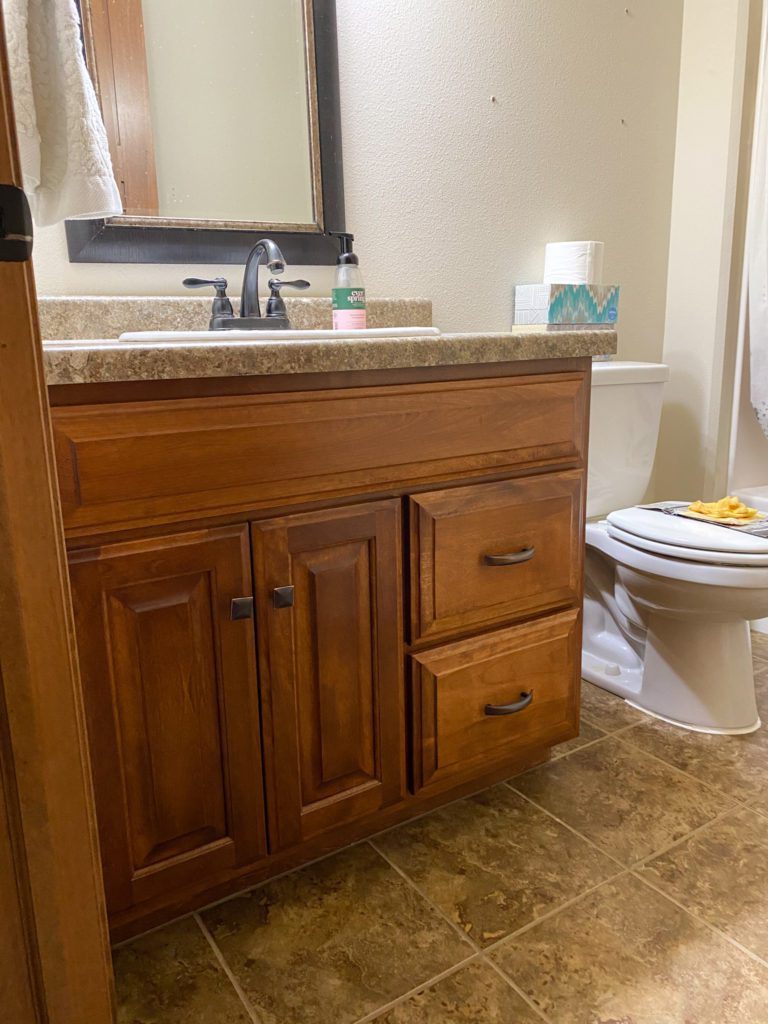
[45,307,614,940]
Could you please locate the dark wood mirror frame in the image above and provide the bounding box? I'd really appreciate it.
[66,0,344,266]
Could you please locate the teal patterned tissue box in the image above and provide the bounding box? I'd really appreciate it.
[514,283,620,325]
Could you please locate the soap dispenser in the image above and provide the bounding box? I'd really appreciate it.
[330,231,366,330]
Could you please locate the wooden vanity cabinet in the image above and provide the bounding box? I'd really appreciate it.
[53,360,590,936]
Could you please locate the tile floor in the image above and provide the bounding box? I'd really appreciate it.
[114,634,768,1024]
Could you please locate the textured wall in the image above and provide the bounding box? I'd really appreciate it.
[654,0,754,500]
[33,0,683,353]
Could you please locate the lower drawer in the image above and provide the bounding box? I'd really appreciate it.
[410,608,580,794]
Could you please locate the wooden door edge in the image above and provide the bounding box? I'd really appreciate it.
[0,14,115,1023]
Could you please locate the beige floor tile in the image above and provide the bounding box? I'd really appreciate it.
[580,679,645,732]
[373,785,617,947]
[551,717,605,758]
[492,874,768,1024]
[113,917,250,1024]
[512,735,729,865]
[623,716,768,805]
[637,806,768,961]
[200,843,472,1024]
[371,961,542,1023]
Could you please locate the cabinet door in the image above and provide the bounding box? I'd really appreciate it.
[252,501,405,851]
[69,526,266,915]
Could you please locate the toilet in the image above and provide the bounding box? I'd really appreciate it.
[583,361,768,735]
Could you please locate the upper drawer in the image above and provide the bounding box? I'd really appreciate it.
[52,372,587,535]
[410,470,584,643]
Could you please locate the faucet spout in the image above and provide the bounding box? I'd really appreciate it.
[240,238,286,318]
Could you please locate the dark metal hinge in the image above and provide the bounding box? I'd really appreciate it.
[0,185,33,262]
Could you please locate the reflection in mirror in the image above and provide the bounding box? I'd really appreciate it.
[79,0,321,230]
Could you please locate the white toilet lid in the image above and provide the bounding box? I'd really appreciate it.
[606,505,768,566]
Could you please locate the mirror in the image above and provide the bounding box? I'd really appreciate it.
[67,0,344,265]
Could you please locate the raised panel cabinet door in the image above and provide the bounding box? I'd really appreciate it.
[252,500,405,850]
[69,525,267,915]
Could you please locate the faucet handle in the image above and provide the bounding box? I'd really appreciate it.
[183,276,229,293]
[182,277,234,324]
[268,278,311,292]
[266,278,311,318]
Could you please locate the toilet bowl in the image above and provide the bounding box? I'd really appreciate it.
[582,362,768,734]
[584,513,768,733]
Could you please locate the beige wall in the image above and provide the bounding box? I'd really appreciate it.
[653,0,759,501]
[34,0,684,347]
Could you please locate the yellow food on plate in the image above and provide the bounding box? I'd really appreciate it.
[687,496,761,521]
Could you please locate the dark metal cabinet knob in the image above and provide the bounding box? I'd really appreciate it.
[230,597,254,620]
[272,586,295,609]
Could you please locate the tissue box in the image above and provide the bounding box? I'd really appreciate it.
[513,283,620,326]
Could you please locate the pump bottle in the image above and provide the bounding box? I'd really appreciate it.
[330,231,366,330]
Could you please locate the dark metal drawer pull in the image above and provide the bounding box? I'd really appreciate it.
[484,691,533,716]
[483,546,535,566]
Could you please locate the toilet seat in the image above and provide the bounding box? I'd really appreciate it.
[605,505,768,567]
[606,523,768,567]
[587,520,768,588]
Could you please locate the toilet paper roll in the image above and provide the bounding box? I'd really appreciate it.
[543,241,604,285]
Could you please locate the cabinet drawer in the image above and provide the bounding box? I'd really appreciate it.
[52,373,586,534]
[410,609,580,793]
[410,470,583,642]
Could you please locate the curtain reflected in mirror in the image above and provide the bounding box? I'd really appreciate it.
[79,0,322,230]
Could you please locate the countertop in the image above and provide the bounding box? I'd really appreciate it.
[40,296,616,385]
[43,329,615,385]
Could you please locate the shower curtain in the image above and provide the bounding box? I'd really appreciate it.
[3,0,121,225]
[748,2,768,440]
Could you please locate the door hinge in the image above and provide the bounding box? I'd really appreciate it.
[0,185,33,262]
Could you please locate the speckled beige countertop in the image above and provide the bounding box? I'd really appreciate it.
[40,296,617,386]
[39,295,434,340]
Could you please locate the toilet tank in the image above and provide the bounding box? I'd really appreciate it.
[587,361,670,518]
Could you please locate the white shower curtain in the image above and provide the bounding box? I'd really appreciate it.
[747,3,768,440]
[3,0,122,226]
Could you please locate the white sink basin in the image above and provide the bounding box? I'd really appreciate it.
[118,326,440,344]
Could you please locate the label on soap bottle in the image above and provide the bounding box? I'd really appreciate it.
[332,287,367,330]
